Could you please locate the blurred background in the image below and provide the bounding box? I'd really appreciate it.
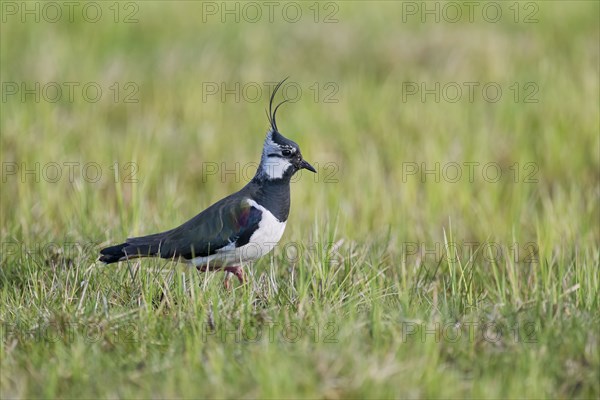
[2,2,598,251]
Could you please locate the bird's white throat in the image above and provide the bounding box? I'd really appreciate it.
[259,156,293,179]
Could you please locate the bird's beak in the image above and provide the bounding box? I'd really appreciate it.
[300,159,317,173]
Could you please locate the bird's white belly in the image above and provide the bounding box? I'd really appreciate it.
[188,200,286,267]
[238,202,287,262]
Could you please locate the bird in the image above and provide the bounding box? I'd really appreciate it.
[99,79,316,288]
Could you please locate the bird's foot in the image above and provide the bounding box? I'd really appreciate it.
[223,266,245,290]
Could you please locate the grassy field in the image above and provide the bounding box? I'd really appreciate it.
[1,1,599,398]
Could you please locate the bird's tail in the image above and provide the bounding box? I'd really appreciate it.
[98,243,129,264]
[99,234,165,264]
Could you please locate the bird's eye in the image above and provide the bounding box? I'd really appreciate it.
[281,149,293,157]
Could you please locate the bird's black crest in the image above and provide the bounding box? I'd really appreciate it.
[267,77,289,133]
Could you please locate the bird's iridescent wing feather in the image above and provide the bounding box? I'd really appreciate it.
[125,195,262,260]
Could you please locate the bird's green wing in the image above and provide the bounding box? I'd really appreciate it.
[125,195,262,260]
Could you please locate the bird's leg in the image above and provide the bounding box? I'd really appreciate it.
[223,266,245,290]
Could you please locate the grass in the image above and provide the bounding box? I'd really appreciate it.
[1,1,599,398]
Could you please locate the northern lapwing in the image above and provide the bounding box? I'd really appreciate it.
[99,79,316,287]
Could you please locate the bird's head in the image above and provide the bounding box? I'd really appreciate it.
[255,79,316,181]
